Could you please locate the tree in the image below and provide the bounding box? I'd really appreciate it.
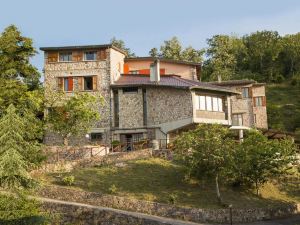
[0,25,40,89]
[204,35,245,81]
[243,31,283,82]
[149,37,204,63]
[46,93,101,146]
[174,124,235,204]
[230,130,297,195]
[110,37,135,57]
[0,105,40,190]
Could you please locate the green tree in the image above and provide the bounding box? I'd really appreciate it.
[230,130,297,195]
[0,105,41,190]
[110,37,136,57]
[243,31,283,82]
[204,35,245,81]
[0,25,40,89]
[150,37,204,63]
[174,124,235,204]
[46,93,101,146]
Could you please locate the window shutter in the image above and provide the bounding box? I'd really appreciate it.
[249,87,253,97]
[72,51,83,61]
[68,77,73,91]
[48,52,58,63]
[78,77,83,91]
[57,77,63,90]
[92,76,97,90]
[262,96,266,106]
[253,97,256,107]
[97,49,107,60]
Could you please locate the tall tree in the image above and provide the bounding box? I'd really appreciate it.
[0,25,40,89]
[0,105,40,190]
[110,37,135,57]
[149,37,204,63]
[243,31,283,82]
[204,35,245,81]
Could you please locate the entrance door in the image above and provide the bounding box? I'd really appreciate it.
[125,134,133,151]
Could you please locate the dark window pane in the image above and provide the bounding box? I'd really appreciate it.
[84,51,96,61]
[84,77,93,90]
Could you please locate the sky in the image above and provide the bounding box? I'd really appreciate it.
[1,0,300,77]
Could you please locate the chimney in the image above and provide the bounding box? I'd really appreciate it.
[217,75,222,83]
[150,59,160,82]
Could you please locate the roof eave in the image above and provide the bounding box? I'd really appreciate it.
[190,86,240,95]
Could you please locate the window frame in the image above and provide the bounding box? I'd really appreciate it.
[84,51,97,61]
[196,94,224,112]
[59,52,73,62]
[83,76,94,91]
[255,96,263,107]
[242,87,249,98]
[232,114,243,126]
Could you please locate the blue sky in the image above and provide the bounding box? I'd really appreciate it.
[1,0,300,76]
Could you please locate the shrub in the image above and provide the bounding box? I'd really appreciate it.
[108,184,117,194]
[0,194,51,225]
[168,193,178,205]
[111,140,120,147]
[62,175,75,186]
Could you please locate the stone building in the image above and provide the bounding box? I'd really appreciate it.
[40,44,268,148]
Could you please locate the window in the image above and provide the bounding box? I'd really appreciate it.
[232,114,243,126]
[206,96,212,111]
[123,87,138,93]
[242,87,249,98]
[91,133,103,142]
[59,52,72,62]
[113,90,119,127]
[196,95,223,112]
[143,89,147,126]
[84,76,93,91]
[199,96,206,110]
[255,97,263,106]
[84,51,97,61]
[64,77,73,91]
[212,97,218,111]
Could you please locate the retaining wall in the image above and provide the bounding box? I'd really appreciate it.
[38,185,300,224]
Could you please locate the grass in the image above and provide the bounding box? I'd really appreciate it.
[266,82,300,134]
[41,158,299,209]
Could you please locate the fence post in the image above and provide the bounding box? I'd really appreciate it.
[56,148,59,162]
[90,147,93,158]
[229,204,233,225]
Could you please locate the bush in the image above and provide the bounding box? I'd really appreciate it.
[108,184,117,194]
[62,175,75,186]
[111,140,120,147]
[168,193,178,205]
[0,194,51,225]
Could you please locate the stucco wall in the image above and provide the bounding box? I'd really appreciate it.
[126,60,198,80]
[196,111,226,120]
[110,48,125,83]
[146,87,193,126]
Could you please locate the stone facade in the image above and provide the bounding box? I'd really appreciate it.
[118,89,144,128]
[146,87,193,125]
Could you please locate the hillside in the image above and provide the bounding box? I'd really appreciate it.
[266,83,300,136]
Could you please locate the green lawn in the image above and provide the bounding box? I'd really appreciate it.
[42,158,299,209]
[266,83,300,134]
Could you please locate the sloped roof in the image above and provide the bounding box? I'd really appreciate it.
[111,75,238,94]
[40,44,127,55]
[125,57,201,66]
[209,79,265,86]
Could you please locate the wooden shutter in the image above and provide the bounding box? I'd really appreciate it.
[97,49,107,60]
[68,77,73,91]
[78,77,83,91]
[92,76,97,90]
[249,87,253,97]
[48,52,58,63]
[72,51,83,61]
[253,97,256,107]
[124,64,129,73]
[262,96,266,106]
[57,77,63,90]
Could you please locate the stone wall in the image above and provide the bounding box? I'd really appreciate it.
[231,96,254,127]
[119,89,144,128]
[41,197,197,225]
[147,87,193,126]
[37,149,152,173]
[38,185,300,224]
